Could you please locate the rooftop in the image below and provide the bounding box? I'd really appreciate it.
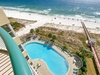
[0,8,10,26]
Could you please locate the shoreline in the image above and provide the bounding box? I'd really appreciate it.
[3,8,100,23]
[3,9,100,36]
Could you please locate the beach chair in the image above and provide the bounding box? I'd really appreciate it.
[73,71,78,74]
[73,68,78,71]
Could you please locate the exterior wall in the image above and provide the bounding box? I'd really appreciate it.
[0,8,10,26]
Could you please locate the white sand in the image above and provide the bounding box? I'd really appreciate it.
[3,9,100,36]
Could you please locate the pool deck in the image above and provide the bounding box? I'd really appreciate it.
[23,38,78,75]
[32,59,53,75]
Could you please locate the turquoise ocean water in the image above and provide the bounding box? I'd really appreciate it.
[0,0,100,21]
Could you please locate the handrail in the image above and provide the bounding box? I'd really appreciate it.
[0,27,32,75]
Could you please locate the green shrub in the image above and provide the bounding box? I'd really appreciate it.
[30,29,34,34]
[76,52,87,75]
[48,33,52,38]
[52,35,56,41]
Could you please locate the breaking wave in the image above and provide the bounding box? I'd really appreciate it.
[94,12,100,16]
[0,6,52,15]
[0,5,100,22]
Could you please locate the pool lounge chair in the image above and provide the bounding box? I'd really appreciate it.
[73,68,78,71]
[73,71,78,75]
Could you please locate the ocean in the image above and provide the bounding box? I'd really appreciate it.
[0,0,100,21]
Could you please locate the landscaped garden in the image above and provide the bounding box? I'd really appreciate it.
[23,26,99,75]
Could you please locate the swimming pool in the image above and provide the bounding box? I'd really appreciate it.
[24,42,69,75]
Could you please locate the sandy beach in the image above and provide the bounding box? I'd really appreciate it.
[3,9,100,36]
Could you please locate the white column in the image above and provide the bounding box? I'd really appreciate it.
[7,24,16,36]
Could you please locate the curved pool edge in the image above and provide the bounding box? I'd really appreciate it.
[33,58,54,75]
[23,41,71,75]
[52,44,70,75]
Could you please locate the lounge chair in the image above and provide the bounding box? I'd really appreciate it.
[73,71,78,74]
[73,68,78,71]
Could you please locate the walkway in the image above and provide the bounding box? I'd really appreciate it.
[32,59,53,75]
[81,22,100,74]
[16,19,49,36]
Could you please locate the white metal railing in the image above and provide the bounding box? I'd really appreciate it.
[0,36,6,50]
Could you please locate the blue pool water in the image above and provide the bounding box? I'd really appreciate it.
[24,42,69,75]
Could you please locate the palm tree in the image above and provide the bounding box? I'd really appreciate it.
[35,29,39,34]
[85,49,93,58]
[52,35,56,41]
[48,33,52,38]
[79,46,93,58]
[30,29,34,35]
